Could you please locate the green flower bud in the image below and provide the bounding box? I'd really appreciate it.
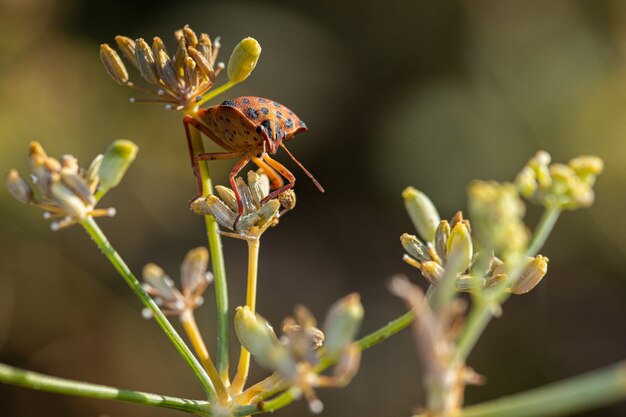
[515,166,537,198]
[446,222,473,272]
[98,140,138,194]
[227,37,261,83]
[402,187,440,242]
[322,293,364,357]
[234,306,295,373]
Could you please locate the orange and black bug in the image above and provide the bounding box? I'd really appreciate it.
[183,96,324,215]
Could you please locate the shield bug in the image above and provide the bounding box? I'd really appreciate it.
[183,96,324,215]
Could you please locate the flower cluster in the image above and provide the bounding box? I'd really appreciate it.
[515,151,603,210]
[191,170,295,236]
[141,247,213,318]
[401,188,549,295]
[100,25,260,110]
[234,294,364,413]
[5,141,136,230]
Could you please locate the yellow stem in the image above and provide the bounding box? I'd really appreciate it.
[180,310,230,405]
[230,238,261,395]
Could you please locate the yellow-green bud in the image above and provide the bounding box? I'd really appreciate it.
[446,222,473,272]
[322,293,364,357]
[515,166,537,198]
[512,255,549,294]
[234,306,294,371]
[227,37,261,83]
[98,140,138,194]
[402,187,440,242]
[528,150,552,189]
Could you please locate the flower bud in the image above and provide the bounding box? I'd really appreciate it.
[6,170,33,204]
[234,306,294,371]
[529,150,552,189]
[402,187,440,242]
[512,255,549,294]
[100,44,129,84]
[181,247,210,295]
[322,293,364,357]
[446,222,473,272]
[401,233,431,263]
[515,166,537,198]
[568,155,604,183]
[227,37,261,83]
[98,140,138,194]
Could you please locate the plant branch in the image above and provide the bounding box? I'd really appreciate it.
[231,238,260,395]
[184,110,230,384]
[459,360,626,417]
[0,363,212,415]
[80,217,217,401]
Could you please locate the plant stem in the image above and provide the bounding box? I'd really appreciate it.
[231,238,260,395]
[459,361,626,417]
[195,81,237,107]
[526,206,561,257]
[180,310,230,405]
[455,206,561,362]
[80,217,217,401]
[0,363,211,415]
[184,109,230,384]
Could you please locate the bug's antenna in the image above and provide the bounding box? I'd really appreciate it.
[279,143,325,193]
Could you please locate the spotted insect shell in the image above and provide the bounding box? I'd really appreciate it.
[199,96,307,155]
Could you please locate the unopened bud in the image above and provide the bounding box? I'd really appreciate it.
[568,155,604,180]
[98,140,138,194]
[402,187,440,242]
[322,293,364,357]
[446,222,473,272]
[227,37,261,83]
[401,233,431,263]
[421,261,445,284]
[515,166,537,198]
[100,44,129,84]
[512,255,549,294]
[528,151,552,189]
[6,170,33,204]
[181,247,209,295]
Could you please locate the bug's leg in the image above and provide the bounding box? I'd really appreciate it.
[251,155,284,190]
[228,154,252,216]
[183,114,236,195]
[260,153,296,204]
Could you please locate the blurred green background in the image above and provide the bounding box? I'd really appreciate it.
[1,0,625,416]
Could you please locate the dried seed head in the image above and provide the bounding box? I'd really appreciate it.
[49,181,90,220]
[401,233,431,263]
[114,36,138,68]
[98,140,138,195]
[421,261,446,284]
[182,25,198,48]
[435,220,450,264]
[188,46,216,81]
[322,293,364,357]
[215,185,238,211]
[402,186,440,242]
[512,255,549,294]
[143,263,179,302]
[135,38,159,84]
[100,44,129,84]
[227,37,261,83]
[6,169,33,204]
[155,49,180,93]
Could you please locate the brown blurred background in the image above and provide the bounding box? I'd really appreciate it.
[1,0,625,416]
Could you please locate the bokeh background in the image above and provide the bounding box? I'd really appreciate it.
[1,0,625,416]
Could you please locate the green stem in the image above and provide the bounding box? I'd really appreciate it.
[455,206,561,362]
[195,81,238,107]
[527,206,561,257]
[459,361,626,417]
[80,217,217,401]
[232,309,417,416]
[0,363,212,415]
[231,238,260,394]
[184,110,230,384]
